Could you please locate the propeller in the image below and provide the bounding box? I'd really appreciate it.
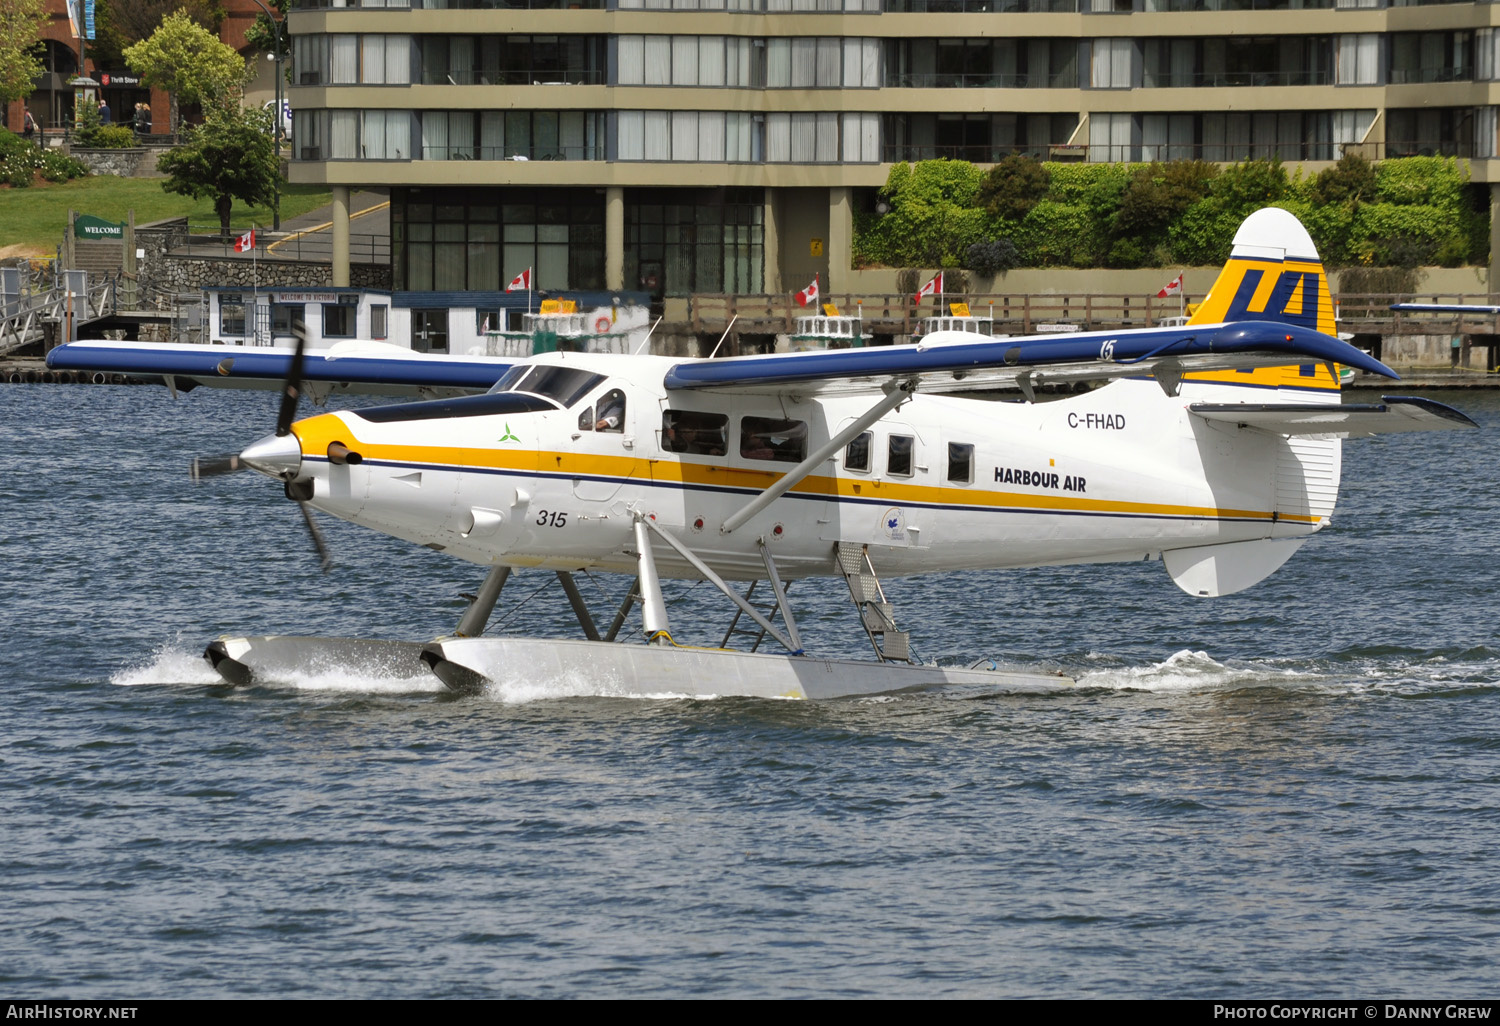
[189,330,333,571]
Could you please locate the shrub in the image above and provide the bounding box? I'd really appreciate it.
[1352,203,1463,267]
[1014,201,1098,266]
[1307,152,1377,208]
[39,149,87,182]
[965,238,1021,277]
[0,127,89,187]
[976,155,1051,222]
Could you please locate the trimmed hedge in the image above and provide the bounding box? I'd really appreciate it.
[858,154,1486,273]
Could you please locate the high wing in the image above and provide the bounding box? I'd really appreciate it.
[47,339,513,396]
[1189,396,1479,436]
[662,319,1395,396]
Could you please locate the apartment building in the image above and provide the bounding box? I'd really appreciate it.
[285,0,1500,297]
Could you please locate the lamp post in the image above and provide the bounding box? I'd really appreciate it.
[247,0,285,231]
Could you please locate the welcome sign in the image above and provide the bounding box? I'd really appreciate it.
[74,214,124,239]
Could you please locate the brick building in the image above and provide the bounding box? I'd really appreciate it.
[5,0,276,138]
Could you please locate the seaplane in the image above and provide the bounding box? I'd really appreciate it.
[50,209,1479,698]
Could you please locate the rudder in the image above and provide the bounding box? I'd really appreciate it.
[1187,208,1337,337]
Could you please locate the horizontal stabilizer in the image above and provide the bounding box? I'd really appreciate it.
[1390,303,1500,315]
[1164,538,1307,598]
[1188,396,1477,437]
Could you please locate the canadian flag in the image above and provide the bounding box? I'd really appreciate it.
[795,273,819,308]
[914,271,943,305]
[233,229,255,253]
[506,267,532,292]
[1156,273,1183,299]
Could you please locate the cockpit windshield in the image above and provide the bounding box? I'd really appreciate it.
[486,365,605,409]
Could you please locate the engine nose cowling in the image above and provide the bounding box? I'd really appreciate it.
[239,432,304,481]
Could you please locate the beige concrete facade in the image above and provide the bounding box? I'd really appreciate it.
[286,1,1500,294]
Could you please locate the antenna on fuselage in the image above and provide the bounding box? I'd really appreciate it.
[707,315,739,359]
[631,316,663,357]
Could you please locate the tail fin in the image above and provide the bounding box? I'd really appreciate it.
[1187,208,1337,337]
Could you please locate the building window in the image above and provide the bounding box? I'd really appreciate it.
[270,303,298,336]
[1089,38,1139,89]
[324,300,356,338]
[370,304,388,339]
[625,188,764,297]
[220,296,246,336]
[414,110,604,162]
[394,189,606,292]
[882,113,1074,162]
[1335,34,1381,86]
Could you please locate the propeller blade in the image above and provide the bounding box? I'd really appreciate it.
[275,329,309,437]
[190,454,243,480]
[297,500,333,572]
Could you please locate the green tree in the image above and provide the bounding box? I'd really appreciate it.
[92,0,222,74]
[157,103,280,235]
[243,0,290,60]
[975,155,1051,223]
[124,10,248,131]
[1109,161,1218,266]
[0,0,46,110]
[868,160,995,268]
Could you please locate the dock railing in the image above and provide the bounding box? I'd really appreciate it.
[690,292,1500,341]
[691,293,1200,337]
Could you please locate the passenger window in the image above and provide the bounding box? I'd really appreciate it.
[845,431,872,473]
[887,435,914,477]
[663,410,728,456]
[593,389,625,433]
[740,416,807,464]
[948,442,974,484]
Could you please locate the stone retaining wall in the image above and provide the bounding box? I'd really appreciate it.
[70,147,170,178]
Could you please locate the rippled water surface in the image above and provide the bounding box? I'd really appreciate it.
[2,384,1498,998]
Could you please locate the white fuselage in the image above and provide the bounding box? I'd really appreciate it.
[286,352,1340,582]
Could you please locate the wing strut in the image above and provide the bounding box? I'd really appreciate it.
[720,380,913,535]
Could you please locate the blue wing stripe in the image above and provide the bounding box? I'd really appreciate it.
[663,320,1395,390]
[47,344,512,390]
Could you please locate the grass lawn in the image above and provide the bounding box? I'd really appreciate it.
[0,177,333,252]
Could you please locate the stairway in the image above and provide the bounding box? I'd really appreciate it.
[836,543,913,664]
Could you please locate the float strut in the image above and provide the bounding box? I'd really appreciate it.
[638,513,801,655]
[557,571,601,642]
[603,579,640,643]
[757,538,802,653]
[633,517,671,645]
[454,565,510,638]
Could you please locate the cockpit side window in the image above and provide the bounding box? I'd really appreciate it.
[593,389,626,433]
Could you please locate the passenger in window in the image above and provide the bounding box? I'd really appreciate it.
[594,389,625,432]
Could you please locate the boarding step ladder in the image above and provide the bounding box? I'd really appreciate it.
[718,579,794,653]
[837,543,914,664]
